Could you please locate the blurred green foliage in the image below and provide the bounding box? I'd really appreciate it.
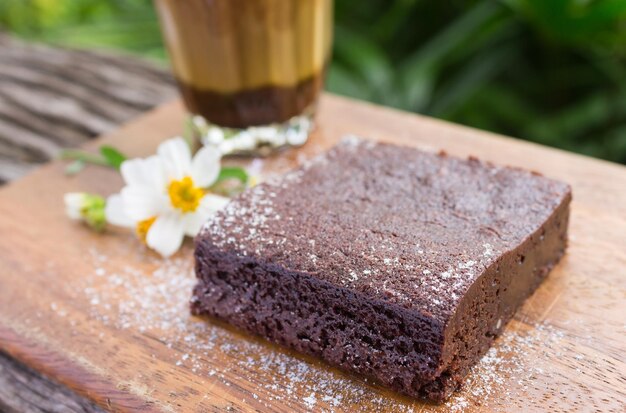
[2,0,626,163]
[0,0,166,59]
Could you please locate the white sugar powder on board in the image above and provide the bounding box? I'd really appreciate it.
[74,246,578,412]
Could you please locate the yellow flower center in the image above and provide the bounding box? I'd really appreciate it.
[136,217,156,244]
[168,176,204,213]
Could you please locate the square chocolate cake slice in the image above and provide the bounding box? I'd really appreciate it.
[192,137,571,401]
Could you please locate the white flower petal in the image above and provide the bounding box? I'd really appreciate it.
[191,145,221,188]
[120,186,167,221]
[64,193,85,220]
[202,193,231,213]
[158,137,192,180]
[146,212,185,257]
[120,158,147,187]
[182,214,205,238]
[105,194,134,228]
[183,194,230,236]
[121,155,166,191]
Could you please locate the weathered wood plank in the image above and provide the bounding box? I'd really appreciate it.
[0,34,177,185]
[0,351,105,413]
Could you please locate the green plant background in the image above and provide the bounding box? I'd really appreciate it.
[2,0,626,164]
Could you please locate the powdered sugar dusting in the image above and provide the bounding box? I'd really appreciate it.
[303,392,317,408]
[340,134,376,150]
[444,322,572,411]
[65,245,587,412]
[201,183,277,256]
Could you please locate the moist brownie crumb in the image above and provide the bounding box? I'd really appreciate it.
[192,137,571,401]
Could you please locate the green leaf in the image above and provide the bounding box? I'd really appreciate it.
[100,145,127,169]
[210,166,250,197]
[215,167,249,185]
[372,0,421,42]
[398,1,507,110]
[326,64,374,102]
[400,1,503,73]
[429,46,517,117]
[333,26,394,99]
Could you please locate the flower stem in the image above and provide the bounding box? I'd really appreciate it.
[59,149,110,167]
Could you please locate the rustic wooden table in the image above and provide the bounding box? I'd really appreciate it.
[0,34,176,185]
[1,36,625,413]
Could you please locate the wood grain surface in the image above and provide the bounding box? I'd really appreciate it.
[0,34,176,185]
[0,94,624,412]
[0,351,105,413]
[0,34,175,412]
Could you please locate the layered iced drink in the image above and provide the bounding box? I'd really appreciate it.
[155,0,333,154]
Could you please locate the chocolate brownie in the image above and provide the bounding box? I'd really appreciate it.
[192,137,571,401]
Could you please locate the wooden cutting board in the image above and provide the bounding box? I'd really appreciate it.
[0,94,624,412]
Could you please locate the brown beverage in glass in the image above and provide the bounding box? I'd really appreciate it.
[155,0,333,154]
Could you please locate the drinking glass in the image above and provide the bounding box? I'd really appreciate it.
[155,0,334,155]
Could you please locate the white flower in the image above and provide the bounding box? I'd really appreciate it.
[64,192,107,231]
[105,137,229,257]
